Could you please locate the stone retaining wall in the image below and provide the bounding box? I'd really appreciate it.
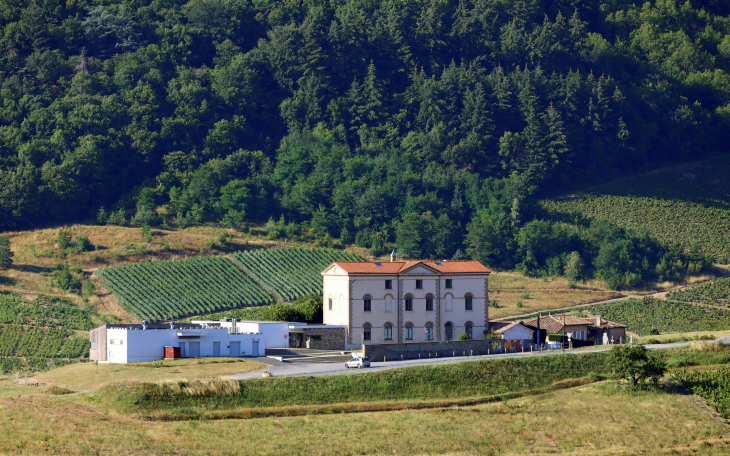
[363,339,533,361]
[303,327,346,350]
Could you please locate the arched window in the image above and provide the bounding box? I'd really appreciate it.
[363,323,371,341]
[425,322,434,341]
[363,295,372,312]
[465,293,473,311]
[425,294,434,312]
[445,293,453,312]
[404,294,413,312]
[328,295,333,311]
[384,295,393,312]
[465,321,473,339]
[384,322,393,341]
[444,322,454,340]
[405,322,414,340]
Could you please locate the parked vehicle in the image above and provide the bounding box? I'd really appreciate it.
[345,357,370,368]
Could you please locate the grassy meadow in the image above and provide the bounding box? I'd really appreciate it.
[2,346,730,454]
[32,358,267,389]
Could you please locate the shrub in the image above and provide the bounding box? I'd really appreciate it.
[490,299,499,308]
[456,332,469,341]
[607,345,666,387]
[75,236,93,252]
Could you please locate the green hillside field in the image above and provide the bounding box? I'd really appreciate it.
[542,155,730,262]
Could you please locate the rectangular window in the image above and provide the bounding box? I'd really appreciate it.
[364,328,371,341]
[384,326,392,341]
[364,298,371,312]
[405,326,413,340]
[465,295,473,311]
[405,297,413,312]
[445,279,452,289]
[385,280,392,289]
[328,298,333,311]
[415,280,423,289]
[109,339,115,345]
[426,297,434,311]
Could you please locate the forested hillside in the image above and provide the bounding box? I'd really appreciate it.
[1,0,729,282]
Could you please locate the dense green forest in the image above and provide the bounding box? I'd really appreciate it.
[1,0,728,283]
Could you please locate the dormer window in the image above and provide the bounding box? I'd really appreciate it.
[435,262,444,266]
[375,263,383,267]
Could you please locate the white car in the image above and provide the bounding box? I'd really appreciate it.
[345,357,371,368]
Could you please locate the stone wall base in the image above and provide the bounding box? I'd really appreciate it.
[363,339,533,361]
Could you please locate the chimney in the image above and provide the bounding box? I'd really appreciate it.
[142,320,148,330]
[232,318,237,334]
[595,315,601,327]
[169,321,175,330]
[390,249,397,262]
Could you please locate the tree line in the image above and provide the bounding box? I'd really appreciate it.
[1,0,728,285]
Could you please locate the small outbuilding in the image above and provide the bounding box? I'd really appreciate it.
[493,322,535,340]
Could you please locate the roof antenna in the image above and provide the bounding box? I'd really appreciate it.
[390,249,396,262]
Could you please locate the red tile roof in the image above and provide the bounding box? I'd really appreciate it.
[521,314,628,333]
[328,260,490,275]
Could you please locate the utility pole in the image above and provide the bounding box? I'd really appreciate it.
[562,314,565,353]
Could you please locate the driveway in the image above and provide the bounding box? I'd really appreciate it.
[228,342,690,380]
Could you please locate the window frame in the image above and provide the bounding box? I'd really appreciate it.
[465,321,473,339]
[384,323,393,341]
[363,323,372,341]
[415,279,423,289]
[425,322,434,341]
[404,295,413,312]
[405,323,414,340]
[425,294,434,312]
[328,297,333,311]
[445,279,452,289]
[385,279,393,289]
[465,293,473,311]
[363,295,372,312]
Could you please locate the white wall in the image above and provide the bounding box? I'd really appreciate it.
[322,265,351,326]
[501,325,534,340]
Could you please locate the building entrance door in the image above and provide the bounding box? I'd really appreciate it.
[252,340,259,357]
[230,341,240,357]
[213,342,220,356]
[189,342,200,358]
[179,342,187,358]
[445,323,453,340]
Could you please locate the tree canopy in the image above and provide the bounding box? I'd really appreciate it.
[1,0,727,278]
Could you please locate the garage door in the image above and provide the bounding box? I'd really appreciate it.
[188,342,200,358]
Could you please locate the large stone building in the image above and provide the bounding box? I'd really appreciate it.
[322,252,491,346]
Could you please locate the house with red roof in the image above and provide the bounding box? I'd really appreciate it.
[321,250,491,347]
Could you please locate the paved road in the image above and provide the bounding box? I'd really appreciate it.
[228,342,691,380]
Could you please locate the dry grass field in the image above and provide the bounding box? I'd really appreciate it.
[0,379,728,455]
[32,357,267,389]
[488,271,625,319]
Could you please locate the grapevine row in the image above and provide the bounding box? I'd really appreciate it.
[229,247,362,301]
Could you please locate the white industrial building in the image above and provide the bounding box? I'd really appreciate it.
[89,319,308,364]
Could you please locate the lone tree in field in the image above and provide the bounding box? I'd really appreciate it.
[607,345,666,387]
[0,235,13,269]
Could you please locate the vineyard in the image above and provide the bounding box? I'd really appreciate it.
[542,155,730,262]
[666,278,730,306]
[95,255,273,322]
[673,368,730,419]
[0,357,69,375]
[591,297,730,336]
[230,248,362,301]
[0,292,95,330]
[0,325,87,358]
